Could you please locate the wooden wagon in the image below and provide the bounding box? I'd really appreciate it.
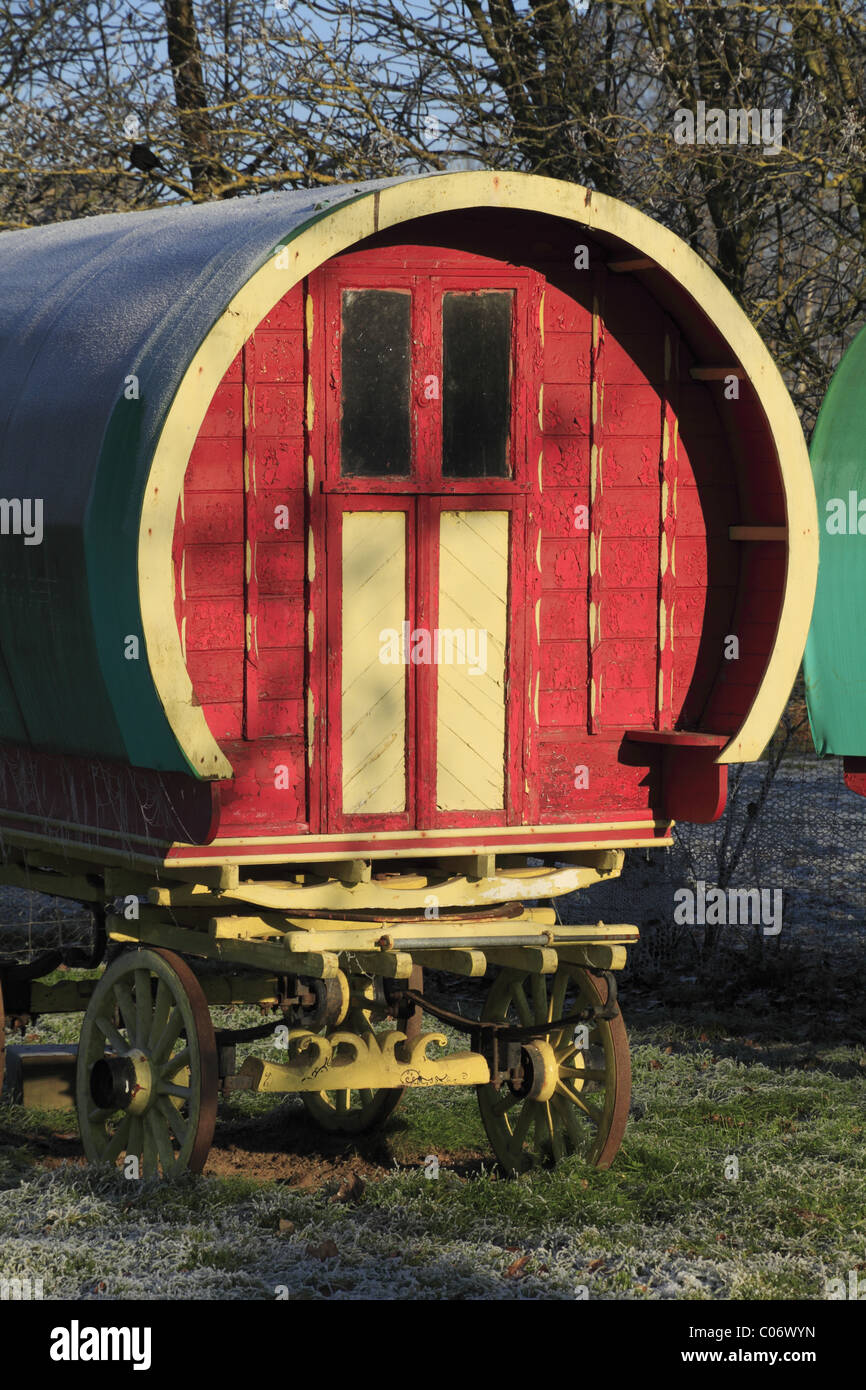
[0,171,816,1175]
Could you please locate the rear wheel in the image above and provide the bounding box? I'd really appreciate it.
[477,964,631,1176]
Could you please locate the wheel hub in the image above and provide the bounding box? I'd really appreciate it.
[89,1049,153,1114]
[518,1040,558,1102]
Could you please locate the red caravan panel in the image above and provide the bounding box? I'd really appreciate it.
[174,286,307,835]
[170,219,764,855]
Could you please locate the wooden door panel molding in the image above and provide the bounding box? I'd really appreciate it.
[325,496,416,833]
[436,508,509,814]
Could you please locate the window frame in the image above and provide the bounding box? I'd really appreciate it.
[319,259,537,495]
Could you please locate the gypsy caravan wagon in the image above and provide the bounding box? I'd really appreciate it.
[0,171,816,1176]
[805,322,866,789]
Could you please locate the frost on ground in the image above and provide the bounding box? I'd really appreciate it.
[0,756,864,1301]
[0,1157,851,1302]
[1,1029,863,1301]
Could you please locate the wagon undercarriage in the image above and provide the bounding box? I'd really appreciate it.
[0,848,636,1179]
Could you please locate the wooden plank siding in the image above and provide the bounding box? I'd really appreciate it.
[171,236,746,841]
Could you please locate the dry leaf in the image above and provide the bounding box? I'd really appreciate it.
[649,1058,662,1070]
[332,1174,366,1204]
[278,1219,295,1234]
[505,1255,530,1279]
[306,1239,339,1260]
[588,1258,604,1271]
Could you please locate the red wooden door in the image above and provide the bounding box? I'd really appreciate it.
[310,252,538,834]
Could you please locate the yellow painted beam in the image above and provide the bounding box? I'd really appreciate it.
[411,949,488,977]
[551,923,639,943]
[485,946,558,973]
[343,950,414,979]
[107,916,339,978]
[149,862,603,912]
[556,945,628,972]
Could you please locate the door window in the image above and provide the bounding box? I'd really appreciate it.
[442,290,513,478]
[340,288,411,477]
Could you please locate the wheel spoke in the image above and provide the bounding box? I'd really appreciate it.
[127,1115,143,1162]
[147,1108,178,1175]
[549,1104,566,1162]
[569,1090,602,1126]
[512,1100,534,1148]
[510,980,533,1027]
[162,1045,190,1079]
[113,981,138,1044]
[531,974,548,1025]
[490,1088,523,1118]
[94,1015,128,1056]
[157,1080,191,1101]
[158,1097,189,1147]
[87,1106,115,1124]
[550,969,568,1022]
[148,979,172,1052]
[101,1115,131,1164]
[535,1101,553,1148]
[560,1064,608,1083]
[553,1091,586,1150]
[134,969,152,1055]
[141,1117,159,1178]
[151,1006,184,1065]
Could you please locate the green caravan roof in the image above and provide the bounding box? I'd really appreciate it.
[0,178,401,773]
[804,321,866,755]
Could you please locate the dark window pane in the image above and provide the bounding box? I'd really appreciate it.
[443,291,512,478]
[340,289,411,476]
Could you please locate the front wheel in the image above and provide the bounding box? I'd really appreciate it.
[75,948,218,1177]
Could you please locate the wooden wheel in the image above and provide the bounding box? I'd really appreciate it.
[75,948,217,1177]
[301,967,423,1134]
[477,964,631,1176]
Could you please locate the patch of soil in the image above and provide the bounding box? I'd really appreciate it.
[204,1102,488,1186]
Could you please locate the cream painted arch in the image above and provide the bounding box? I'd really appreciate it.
[139,170,818,780]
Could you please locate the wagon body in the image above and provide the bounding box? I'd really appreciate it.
[0,173,816,1178]
[0,172,814,881]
